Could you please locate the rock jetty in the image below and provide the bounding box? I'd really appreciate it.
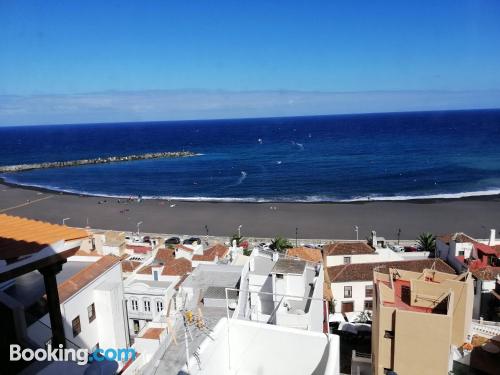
[0,151,198,173]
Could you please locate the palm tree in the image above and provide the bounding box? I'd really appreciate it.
[417,232,436,256]
[270,236,292,253]
[230,233,243,246]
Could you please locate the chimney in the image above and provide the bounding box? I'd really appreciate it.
[489,229,496,246]
[371,230,377,247]
[272,251,279,262]
[232,239,237,248]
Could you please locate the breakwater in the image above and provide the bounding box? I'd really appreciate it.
[0,151,198,173]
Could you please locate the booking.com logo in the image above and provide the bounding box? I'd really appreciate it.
[10,344,136,366]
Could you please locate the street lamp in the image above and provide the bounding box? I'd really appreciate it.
[354,225,359,241]
[238,225,242,238]
[397,228,402,245]
[137,221,143,235]
[295,227,298,247]
[62,217,70,226]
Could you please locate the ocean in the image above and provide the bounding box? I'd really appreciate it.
[1,109,500,202]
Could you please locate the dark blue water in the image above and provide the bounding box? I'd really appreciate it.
[1,110,500,202]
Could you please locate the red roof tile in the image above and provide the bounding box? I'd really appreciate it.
[126,245,152,254]
[140,327,164,340]
[137,265,153,275]
[154,248,175,264]
[287,247,323,263]
[324,241,374,256]
[57,255,120,302]
[121,260,142,273]
[328,259,455,283]
[162,258,192,276]
[471,266,500,281]
[192,244,228,261]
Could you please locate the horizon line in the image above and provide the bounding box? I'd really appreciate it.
[1,106,500,128]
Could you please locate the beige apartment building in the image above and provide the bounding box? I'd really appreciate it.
[371,266,473,375]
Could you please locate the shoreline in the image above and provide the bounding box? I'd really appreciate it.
[1,181,500,240]
[2,177,500,205]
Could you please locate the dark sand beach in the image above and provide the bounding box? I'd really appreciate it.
[2,182,500,240]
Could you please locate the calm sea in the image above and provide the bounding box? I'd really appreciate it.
[1,109,500,202]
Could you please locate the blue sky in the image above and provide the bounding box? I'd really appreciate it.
[1,0,500,125]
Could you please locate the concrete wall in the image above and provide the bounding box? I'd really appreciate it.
[393,310,452,375]
[187,318,340,375]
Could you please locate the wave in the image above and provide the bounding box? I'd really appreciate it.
[2,176,500,203]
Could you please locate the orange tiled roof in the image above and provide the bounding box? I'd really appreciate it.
[287,247,323,263]
[328,258,455,283]
[57,255,120,302]
[162,258,192,276]
[175,244,195,253]
[155,248,175,264]
[324,241,374,256]
[121,260,142,273]
[0,214,89,260]
[192,244,228,261]
[140,327,164,340]
[137,265,153,275]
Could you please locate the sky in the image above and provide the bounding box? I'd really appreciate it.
[1,0,500,125]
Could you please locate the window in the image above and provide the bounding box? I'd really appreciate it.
[344,286,352,298]
[343,256,351,264]
[364,300,373,310]
[153,270,159,281]
[88,303,96,323]
[384,330,394,339]
[133,320,140,334]
[365,285,373,298]
[276,273,284,279]
[144,299,151,312]
[458,250,465,256]
[130,299,138,311]
[156,300,164,313]
[72,316,81,337]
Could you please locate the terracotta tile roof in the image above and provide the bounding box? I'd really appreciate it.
[126,245,152,254]
[137,265,153,275]
[287,247,323,263]
[0,214,89,260]
[57,255,120,302]
[328,258,455,283]
[121,260,142,273]
[192,244,228,262]
[154,248,175,264]
[175,244,194,253]
[471,266,500,281]
[323,241,374,256]
[438,232,475,245]
[162,258,192,276]
[139,327,164,340]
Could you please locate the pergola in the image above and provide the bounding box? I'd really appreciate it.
[0,214,88,352]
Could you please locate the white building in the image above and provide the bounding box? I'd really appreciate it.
[236,249,325,332]
[27,255,129,354]
[324,240,404,267]
[180,263,242,306]
[124,275,178,335]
